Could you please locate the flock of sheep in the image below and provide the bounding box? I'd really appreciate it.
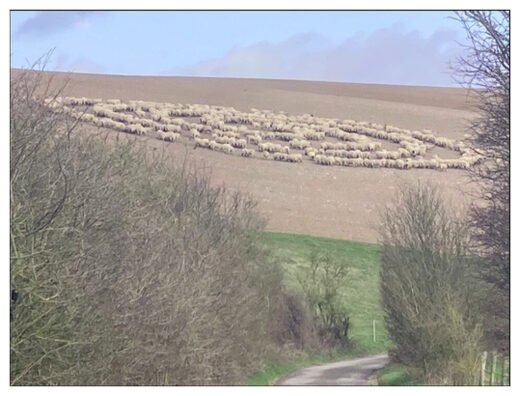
[46,96,481,171]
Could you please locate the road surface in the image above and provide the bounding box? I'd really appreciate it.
[276,353,390,385]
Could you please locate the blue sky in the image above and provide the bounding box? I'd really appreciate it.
[10,10,469,86]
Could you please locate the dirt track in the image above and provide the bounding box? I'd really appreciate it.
[13,70,479,243]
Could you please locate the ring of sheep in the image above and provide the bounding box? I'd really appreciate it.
[48,96,481,170]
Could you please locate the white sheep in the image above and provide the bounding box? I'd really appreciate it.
[124,123,147,135]
[247,134,262,145]
[157,131,179,142]
[216,136,234,145]
[232,138,247,149]
[288,153,303,163]
[220,144,235,154]
[290,139,311,149]
[240,148,254,157]
[194,137,210,148]
[273,152,288,162]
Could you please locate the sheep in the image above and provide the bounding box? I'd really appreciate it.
[60,98,468,168]
[221,143,235,154]
[79,113,96,123]
[139,119,161,129]
[290,139,311,150]
[247,134,262,145]
[351,158,364,167]
[263,151,271,160]
[168,118,186,126]
[157,131,179,142]
[314,155,334,166]
[64,96,101,107]
[273,152,288,162]
[274,132,294,142]
[215,136,234,145]
[124,123,147,135]
[200,125,213,134]
[97,119,127,131]
[304,147,316,156]
[165,132,180,142]
[261,132,276,140]
[134,109,147,118]
[389,159,401,169]
[92,105,112,117]
[302,130,325,141]
[158,124,180,133]
[398,148,411,158]
[288,153,303,163]
[194,137,210,148]
[258,142,284,153]
[231,138,247,149]
[386,151,400,160]
[448,159,469,170]
[240,148,254,158]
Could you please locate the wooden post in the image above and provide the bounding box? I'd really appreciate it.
[480,351,487,386]
[490,351,497,385]
[372,320,376,343]
[503,357,509,385]
[500,356,505,385]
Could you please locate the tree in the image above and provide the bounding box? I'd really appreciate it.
[298,251,351,345]
[379,183,483,384]
[453,11,510,353]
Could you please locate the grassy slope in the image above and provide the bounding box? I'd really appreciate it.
[246,231,391,385]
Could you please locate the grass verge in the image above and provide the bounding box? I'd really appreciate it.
[246,231,391,385]
[376,363,413,386]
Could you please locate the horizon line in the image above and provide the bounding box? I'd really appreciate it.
[10,67,464,90]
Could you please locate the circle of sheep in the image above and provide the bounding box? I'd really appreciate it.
[49,96,481,171]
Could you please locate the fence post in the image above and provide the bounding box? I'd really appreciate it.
[491,351,497,385]
[480,351,487,386]
[372,320,376,343]
[503,357,509,386]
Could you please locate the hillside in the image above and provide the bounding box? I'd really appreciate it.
[12,70,479,243]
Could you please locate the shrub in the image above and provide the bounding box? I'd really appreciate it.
[379,182,483,384]
[10,66,285,385]
[298,251,351,346]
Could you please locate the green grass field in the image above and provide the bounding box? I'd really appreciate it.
[246,231,391,385]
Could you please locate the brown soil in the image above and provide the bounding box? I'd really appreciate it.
[13,70,479,243]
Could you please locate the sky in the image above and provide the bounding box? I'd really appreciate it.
[10,10,470,86]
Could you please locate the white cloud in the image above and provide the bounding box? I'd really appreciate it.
[175,24,465,86]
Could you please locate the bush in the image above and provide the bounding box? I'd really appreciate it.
[298,250,351,346]
[379,182,483,384]
[10,67,286,385]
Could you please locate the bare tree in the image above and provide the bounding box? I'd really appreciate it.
[453,11,510,353]
[10,65,303,385]
[379,183,483,384]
